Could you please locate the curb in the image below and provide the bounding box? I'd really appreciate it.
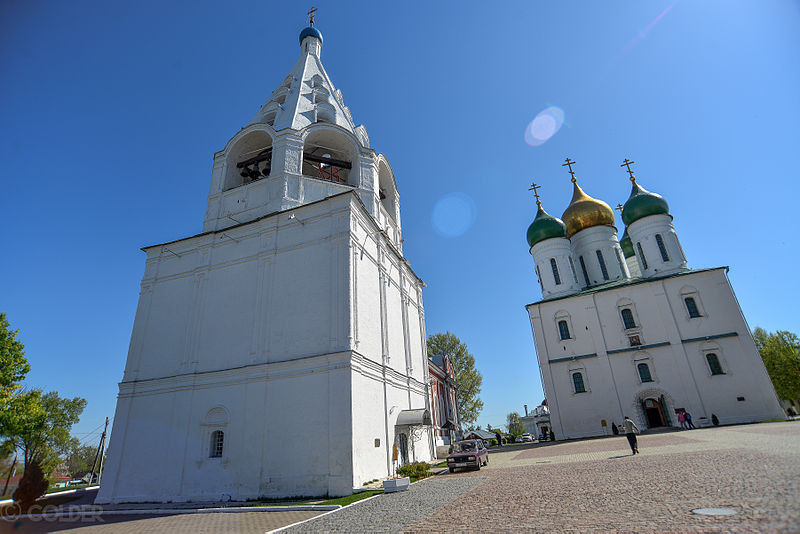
[267,493,384,533]
[0,485,100,506]
[11,504,341,519]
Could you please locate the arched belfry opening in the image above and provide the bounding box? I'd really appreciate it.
[224,130,273,191]
[302,128,356,186]
[378,158,398,223]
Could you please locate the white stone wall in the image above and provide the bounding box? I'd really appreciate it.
[531,237,581,299]
[569,225,629,287]
[98,193,430,503]
[528,268,785,440]
[627,213,688,278]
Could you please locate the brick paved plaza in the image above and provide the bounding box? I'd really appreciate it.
[2,422,798,533]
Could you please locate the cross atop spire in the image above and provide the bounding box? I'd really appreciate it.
[621,158,636,182]
[308,6,317,25]
[562,157,577,183]
[529,183,542,208]
[615,203,624,213]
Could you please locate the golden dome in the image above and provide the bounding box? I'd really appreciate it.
[561,180,615,237]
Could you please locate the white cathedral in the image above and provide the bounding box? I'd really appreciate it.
[96,21,433,504]
[525,159,785,440]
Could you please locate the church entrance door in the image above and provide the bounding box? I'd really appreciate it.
[397,433,409,464]
[643,398,665,428]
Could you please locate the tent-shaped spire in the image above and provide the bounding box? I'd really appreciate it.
[248,25,370,148]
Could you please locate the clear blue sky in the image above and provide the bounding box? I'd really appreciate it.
[2,1,798,442]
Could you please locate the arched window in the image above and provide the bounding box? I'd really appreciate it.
[685,297,701,318]
[579,256,590,287]
[621,308,636,329]
[558,320,571,340]
[569,256,578,283]
[596,250,609,280]
[655,234,670,262]
[209,430,224,458]
[637,242,648,270]
[706,353,724,375]
[550,258,562,285]
[572,372,586,393]
[637,363,653,383]
[535,265,543,292]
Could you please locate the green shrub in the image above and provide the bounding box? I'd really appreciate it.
[711,414,719,426]
[396,461,431,479]
[490,439,497,446]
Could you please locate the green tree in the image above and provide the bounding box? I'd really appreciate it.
[63,441,98,478]
[753,327,800,404]
[506,412,524,436]
[427,332,483,426]
[0,389,86,504]
[0,313,30,407]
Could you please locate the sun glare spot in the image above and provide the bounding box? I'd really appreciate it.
[525,106,565,147]
[432,193,477,238]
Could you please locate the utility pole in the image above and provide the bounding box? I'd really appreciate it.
[97,418,109,484]
[89,417,109,484]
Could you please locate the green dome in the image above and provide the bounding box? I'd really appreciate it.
[621,181,669,226]
[527,206,568,248]
[620,228,635,258]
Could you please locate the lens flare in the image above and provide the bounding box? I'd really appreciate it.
[525,106,565,147]
[432,193,477,238]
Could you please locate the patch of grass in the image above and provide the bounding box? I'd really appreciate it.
[432,461,447,468]
[318,490,383,507]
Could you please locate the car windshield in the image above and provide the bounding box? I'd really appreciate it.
[452,442,477,453]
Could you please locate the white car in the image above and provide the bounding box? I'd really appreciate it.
[520,433,534,442]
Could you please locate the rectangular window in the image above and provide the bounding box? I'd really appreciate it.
[550,258,562,285]
[579,256,590,287]
[706,353,724,375]
[621,308,637,329]
[655,234,670,262]
[637,363,653,383]
[558,320,571,340]
[210,430,224,458]
[572,372,586,393]
[596,250,609,280]
[637,242,648,270]
[685,297,701,318]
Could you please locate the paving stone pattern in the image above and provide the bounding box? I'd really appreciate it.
[408,422,800,532]
[284,477,484,533]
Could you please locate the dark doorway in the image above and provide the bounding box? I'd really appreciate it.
[397,433,409,464]
[642,398,665,428]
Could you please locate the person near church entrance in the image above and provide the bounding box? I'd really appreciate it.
[677,410,687,429]
[622,416,640,455]
[684,411,695,429]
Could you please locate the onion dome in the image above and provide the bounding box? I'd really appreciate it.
[527,204,568,248]
[561,180,615,238]
[620,228,635,258]
[621,180,669,226]
[299,26,323,44]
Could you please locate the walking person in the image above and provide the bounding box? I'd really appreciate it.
[677,410,687,430]
[622,415,640,455]
[684,411,695,429]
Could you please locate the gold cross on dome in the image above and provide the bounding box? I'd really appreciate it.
[528,183,542,207]
[621,158,636,181]
[308,7,317,25]
[615,203,624,213]
[562,157,577,183]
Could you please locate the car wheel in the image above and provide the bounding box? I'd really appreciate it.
[485,456,489,465]
[449,467,455,473]
[475,462,481,470]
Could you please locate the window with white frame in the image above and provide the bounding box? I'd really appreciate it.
[680,286,705,319]
[685,297,701,318]
[209,430,224,458]
[555,311,573,341]
[621,308,636,329]
[596,250,609,280]
[569,256,579,283]
[637,242,648,270]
